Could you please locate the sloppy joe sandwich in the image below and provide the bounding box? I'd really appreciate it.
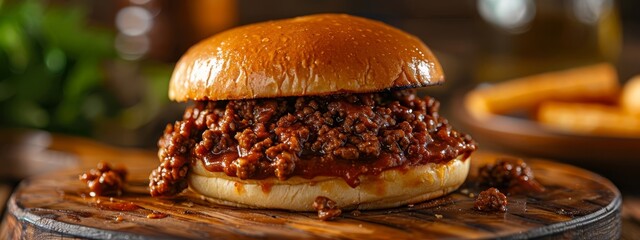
[149,14,476,211]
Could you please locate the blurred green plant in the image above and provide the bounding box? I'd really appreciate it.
[0,0,172,138]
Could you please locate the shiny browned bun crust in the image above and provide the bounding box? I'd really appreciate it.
[169,14,444,102]
[188,155,469,211]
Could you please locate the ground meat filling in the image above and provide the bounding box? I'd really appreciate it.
[478,157,545,194]
[149,89,477,197]
[313,196,342,221]
[80,161,127,197]
[474,187,508,212]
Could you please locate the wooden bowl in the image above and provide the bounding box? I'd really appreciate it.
[451,91,640,192]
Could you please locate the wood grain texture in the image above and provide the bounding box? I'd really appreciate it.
[622,197,640,240]
[1,151,621,239]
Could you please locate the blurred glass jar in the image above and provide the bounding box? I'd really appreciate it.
[113,0,237,62]
[98,0,238,147]
[475,0,622,83]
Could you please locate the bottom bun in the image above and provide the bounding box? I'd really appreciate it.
[188,155,470,211]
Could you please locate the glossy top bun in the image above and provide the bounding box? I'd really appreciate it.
[169,14,444,101]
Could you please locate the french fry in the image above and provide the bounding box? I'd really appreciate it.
[537,101,640,137]
[466,63,620,120]
[621,75,640,115]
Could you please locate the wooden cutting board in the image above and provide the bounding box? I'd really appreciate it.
[0,148,621,239]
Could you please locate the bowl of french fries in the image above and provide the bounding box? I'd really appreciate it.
[458,63,640,171]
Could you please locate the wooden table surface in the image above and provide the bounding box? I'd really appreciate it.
[0,130,638,239]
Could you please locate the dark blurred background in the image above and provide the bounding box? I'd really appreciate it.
[2,2,640,236]
[0,0,638,148]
